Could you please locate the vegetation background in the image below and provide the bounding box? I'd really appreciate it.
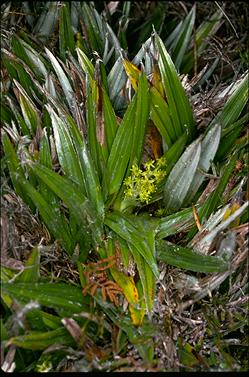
[1,1,248,372]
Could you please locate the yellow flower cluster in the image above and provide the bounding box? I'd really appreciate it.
[124,157,166,204]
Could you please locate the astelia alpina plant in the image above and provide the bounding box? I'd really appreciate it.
[1,1,248,371]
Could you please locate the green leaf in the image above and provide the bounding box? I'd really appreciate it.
[28,160,103,246]
[169,5,196,70]
[108,56,127,110]
[16,170,74,254]
[59,2,75,60]
[151,132,188,201]
[106,95,136,196]
[208,73,249,130]
[102,88,119,151]
[39,128,52,168]
[106,73,150,197]
[81,2,104,54]
[163,138,201,212]
[13,79,41,136]
[157,206,201,239]
[181,8,224,73]
[215,114,248,161]
[128,244,155,315]
[4,96,30,135]
[198,154,237,223]
[128,72,150,168]
[162,132,188,175]
[47,105,85,189]
[94,294,156,362]
[2,50,35,98]
[1,282,90,316]
[45,47,75,110]
[76,47,95,78]
[85,72,109,178]
[2,133,35,210]
[11,35,37,75]
[0,319,9,341]
[64,113,105,219]
[185,124,221,204]
[17,247,40,283]
[105,212,159,279]
[9,327,75,350]
[33,2,60,40]
[106,237,144,325]
[41,311,62,330]
[155,33,195,141]
[20,37,48,78]
[156,239,228,273]
[39,128,76,253]
[150,86,175,147]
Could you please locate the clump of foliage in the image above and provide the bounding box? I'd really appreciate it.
[1,1,248,372]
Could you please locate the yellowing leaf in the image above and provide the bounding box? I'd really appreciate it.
[151,63,164,98]
[109,267,143,326]
[223,201,241,227]
[123,59,141,91]
[106,238,145,326]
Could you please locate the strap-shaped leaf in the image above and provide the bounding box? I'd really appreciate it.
[198,154,237,224]
[33,2,59,39]
[85,78,100,173]
[76,47,94,78]
[1,282,90,315]
[163,139,201,212]
[47,105,86,189]
[155,33,195,141]
[28,160,103,246]
[181,8,224,73]
[156,240,228,273]
[21,37,48,78]
[2,133,34,210]
[8,327,75,350]
[94,294,156,362]
[106,238,143,326]
[128,244,155,316]
[169,4,196,70]
[128,72,150,168]
[150,86,175,147]
[215,113,248,161]
[208,73,249,130]
[65,113,104,219]
[45,47,75,110]
[105,212,159,279]
[81,2,104,54]
[59,2,75,60]
[11,35,38,76]
[185,124,221,204]
[39,128,76,251]
[106,95,136,196]
[157,206,201,239]
[2,49,34,98]
[106,73,150,197]
[107,56,127,110]
[13,79,41,136]
[17,247,40,283]
[16,170,75,254]
[103,88,119,151]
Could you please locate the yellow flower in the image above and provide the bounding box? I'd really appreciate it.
[124,156,166,204]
